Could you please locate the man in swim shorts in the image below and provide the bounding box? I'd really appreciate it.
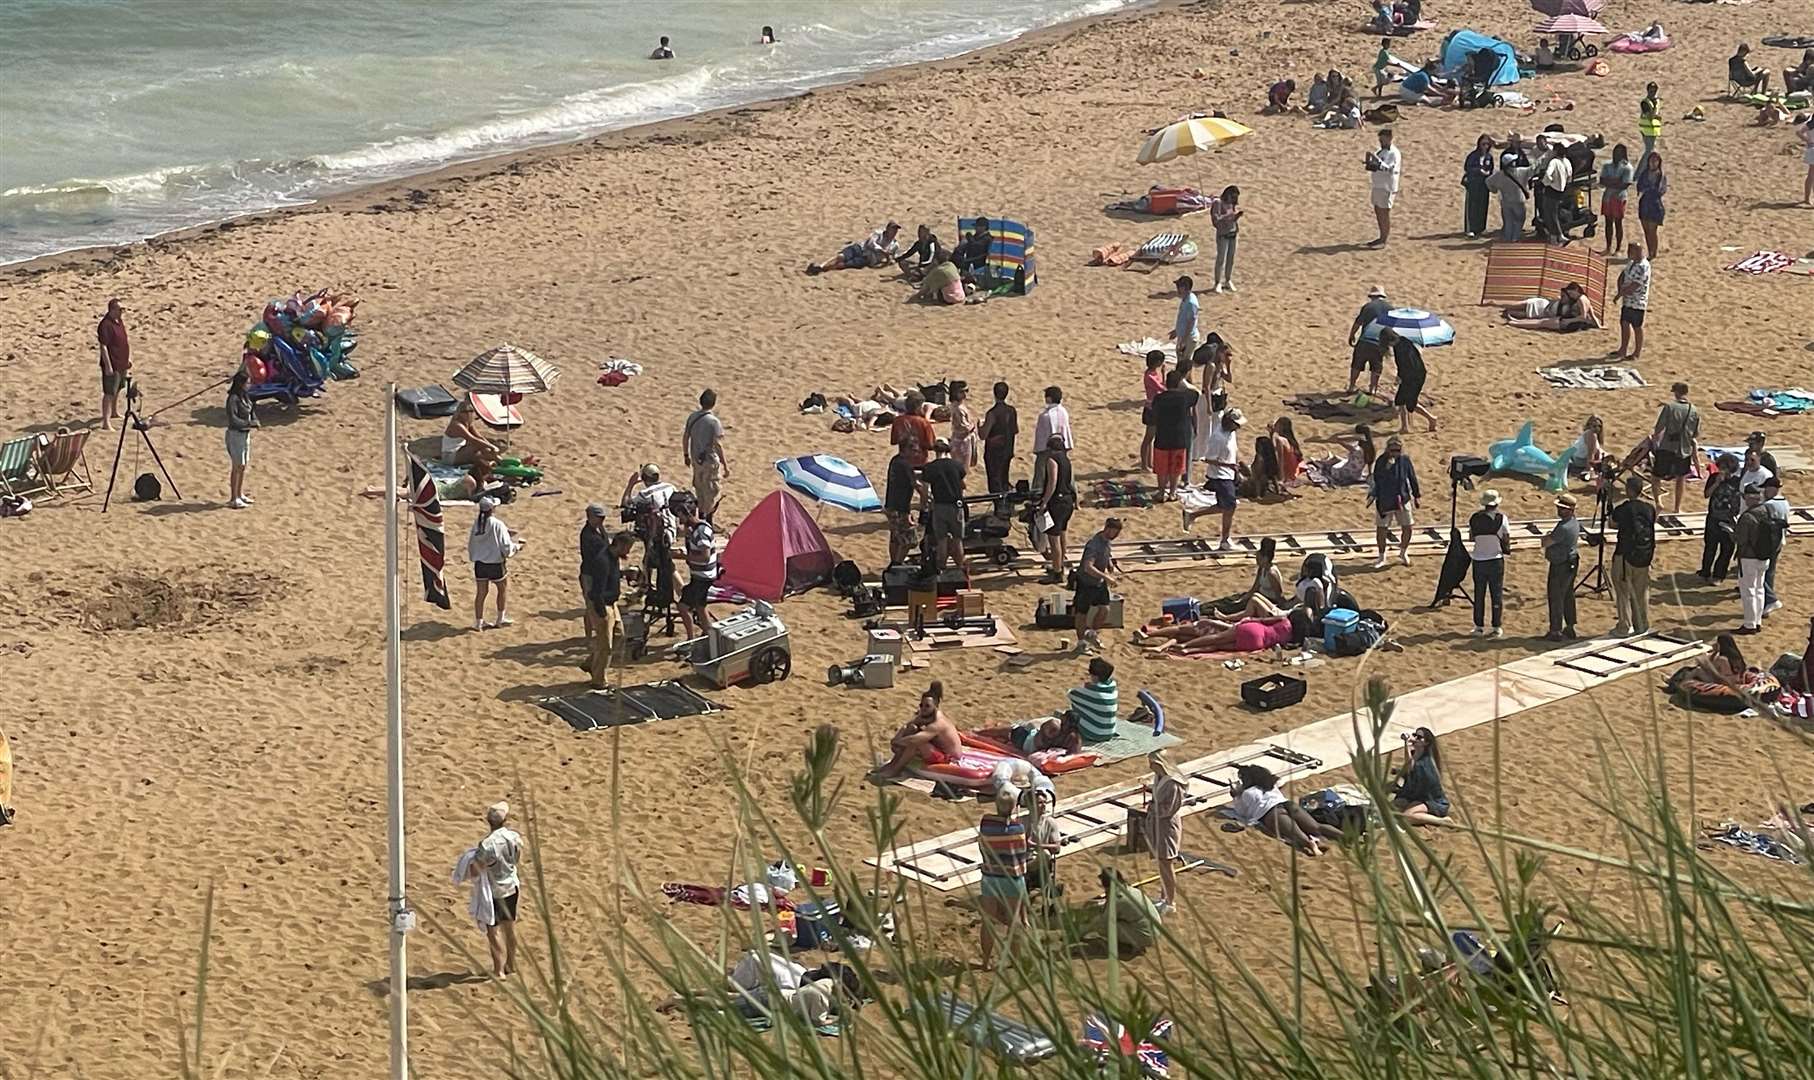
[873,688,961,778]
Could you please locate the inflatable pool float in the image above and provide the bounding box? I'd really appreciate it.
[906,732,1041,791]
[1608,33,1670,54]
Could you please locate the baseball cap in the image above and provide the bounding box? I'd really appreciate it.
[586,502,608,518]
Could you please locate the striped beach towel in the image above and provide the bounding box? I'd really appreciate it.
[407,454,452,610]
[1480,242,1610,322]
[1725,250,1796,275]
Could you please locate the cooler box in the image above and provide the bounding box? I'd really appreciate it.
[1162,596,1201,623]
[1322,608,1359,652]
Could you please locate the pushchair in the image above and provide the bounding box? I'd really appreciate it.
[1455,48,1507,109]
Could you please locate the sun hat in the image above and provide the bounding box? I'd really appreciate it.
[1555,494,1577,509]
[1480,489,1501,508]
[1367,285,1387,298]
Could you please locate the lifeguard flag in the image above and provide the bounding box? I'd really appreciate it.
[406,455,452,610]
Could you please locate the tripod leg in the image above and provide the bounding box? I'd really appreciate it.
[138,425,182,500]
[101,412,134,512]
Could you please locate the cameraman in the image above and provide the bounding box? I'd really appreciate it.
[1606,474,1655,636]
[621,463,679,609]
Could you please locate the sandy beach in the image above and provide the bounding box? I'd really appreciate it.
[5,0,1814,1075]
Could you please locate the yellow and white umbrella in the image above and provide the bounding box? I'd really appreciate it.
[1136,116,1253,165]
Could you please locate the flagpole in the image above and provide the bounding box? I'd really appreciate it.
[383,385,411,1080]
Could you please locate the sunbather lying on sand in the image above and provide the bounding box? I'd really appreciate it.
[1500,282,1600,331]
[1135,601,1316,654]
[1225,764,1346,856]
[872,683,961,778]
[807,222,902,275]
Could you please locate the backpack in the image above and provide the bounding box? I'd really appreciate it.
[1329,609,1389,657]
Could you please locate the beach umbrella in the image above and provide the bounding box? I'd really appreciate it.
[774,454,881,513]
[1529,0,1602,17]
[1136,116,1253,165]
[1535,13,1608,35]
[1361,308,1456,348]
[450,344,561,396]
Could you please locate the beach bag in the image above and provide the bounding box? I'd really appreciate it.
[1328,609,1387,656]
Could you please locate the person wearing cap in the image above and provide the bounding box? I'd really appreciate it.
[623,463,679,611]
[1202,406,1245,551]
[586,531,635,689]
[1377,327,1438,434]
[805,220,901,274]
[1168,275,1200,372]
[1699,452,1743,583]
[677,494,718,641]
[921,438,967,577]
[1364,127,1401,248]
[1347,286,1392,395]
[1543,494,1582,641]
[468,495,519,631]
[1608,474,1655,636]
[1762,474,1788,614]
[476,801,523,978]
[1074,517,1124,654]
[1735,483,1778,633]
[578,502,611,636]
[1368,435,1420,568]
[1467,489,1511,637]
[97,298,131,431]
[1744,431,1779,483]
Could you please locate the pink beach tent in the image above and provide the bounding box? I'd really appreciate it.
[717,489,838,601]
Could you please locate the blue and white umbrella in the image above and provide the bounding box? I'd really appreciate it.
[1361,307,1456,347]
[775,454,881,513]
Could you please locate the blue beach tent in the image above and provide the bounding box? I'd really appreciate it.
[1440,30,1520,86]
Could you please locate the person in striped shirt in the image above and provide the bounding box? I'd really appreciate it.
[976,787,1030,970]
[1065,658,1121,744]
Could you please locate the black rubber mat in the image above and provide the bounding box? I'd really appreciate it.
[538,680,721,731]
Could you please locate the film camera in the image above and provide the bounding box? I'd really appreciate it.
[1448,454,1491,488]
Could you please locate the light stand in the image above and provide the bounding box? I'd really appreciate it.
[1575,471,1615,596]
[102,378,181,512]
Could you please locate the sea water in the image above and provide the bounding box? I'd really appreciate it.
[0,0,1137,266]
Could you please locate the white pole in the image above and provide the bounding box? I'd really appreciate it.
[383,386,411,1080]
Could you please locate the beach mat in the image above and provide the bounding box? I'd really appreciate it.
[1081,719,1182,764]
[1539,365,1646,390]
[538,681,723,731]
[1481,243,1609,323]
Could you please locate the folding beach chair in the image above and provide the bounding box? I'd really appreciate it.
[0,434,49,499]
[1125,232,1195,273]
[37,428,93,497]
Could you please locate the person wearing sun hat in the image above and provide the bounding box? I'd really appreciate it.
[1543,493,1582,641]
[1347,285,1391,395]
[1467,489,1512,637]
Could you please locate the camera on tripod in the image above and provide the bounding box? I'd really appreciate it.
[1448,454,1491,488]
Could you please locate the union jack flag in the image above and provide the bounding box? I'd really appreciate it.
[1081,1013,1171,1076]
[406,454,451,610]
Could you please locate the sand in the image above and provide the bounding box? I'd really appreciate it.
[4,0,1813,1075]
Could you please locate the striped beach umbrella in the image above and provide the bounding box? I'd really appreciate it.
[1530,0,1602,16]
[1136,116,1253,165]
[1535,13,1608,35]
[775,454,881,513]
[451,344,561,396]
[1361,308,1456,347]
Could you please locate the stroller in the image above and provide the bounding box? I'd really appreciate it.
[1455,48,1507,109]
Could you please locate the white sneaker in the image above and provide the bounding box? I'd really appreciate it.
[1223,282,1237,294]
[1155,900,1175,918]
[1212,283,1225,294]
[495,615,514,628]
[240,494,255,504]
[1372,555,1388,569]
[227,497,247,510]
[1491,627,1504,638]
[1765,600,1784,615]
[1398,552,1411,566]
[472,619,485,631]
[1471,627,1486,637]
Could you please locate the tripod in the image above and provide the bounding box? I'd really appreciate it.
[1429,472,1474,608]
[1574,475,1614,596]
[102,378,181,513]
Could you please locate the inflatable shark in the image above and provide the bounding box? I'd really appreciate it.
[1487,421,1575,492]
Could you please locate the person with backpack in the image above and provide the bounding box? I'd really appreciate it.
[1607,474,1656,636]
[1735,484,1780,634]
[1468,489,1512,637]
[1699,453,1743,583]
[1648,382,1699,512]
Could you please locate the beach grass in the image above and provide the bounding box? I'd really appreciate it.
[418,676,1814,1079]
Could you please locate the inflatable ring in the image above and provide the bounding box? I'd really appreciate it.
[1137,688,1165,735]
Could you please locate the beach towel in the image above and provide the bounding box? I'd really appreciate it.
[1538,365,1647,391]
[1726,251,1797,275]
[1091,243,1136,267]
[1284,390,1399,422]
[1699,824,1803,863]
[1118,337,1176,361]
[1091,479,1157,508]
[452,848,494,930]
[597,357,643,387]
[660,882,798,912]
[406,455,452,610]
[1718,389,1814,417]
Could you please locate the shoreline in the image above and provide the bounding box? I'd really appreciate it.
[0,0,1166,283]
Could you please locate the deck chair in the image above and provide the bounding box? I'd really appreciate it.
[0,434,49,498]
[1124,232,1196,273]
[37,428,93,497]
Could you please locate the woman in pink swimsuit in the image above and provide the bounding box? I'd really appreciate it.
[1138,603,1315,654]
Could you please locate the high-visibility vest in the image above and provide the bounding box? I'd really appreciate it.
[1638,98,1663,137]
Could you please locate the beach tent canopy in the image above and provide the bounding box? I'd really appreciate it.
[718,489,837,601]
[1440,30,1521,86]
[958,217,1037,294]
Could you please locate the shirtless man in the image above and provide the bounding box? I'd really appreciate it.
[873,684,961,778]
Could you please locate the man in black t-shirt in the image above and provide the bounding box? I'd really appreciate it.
[921,439,967,575]
[884,448,918,566]
[1607,474,1655,635]
[1149,369,1200,501]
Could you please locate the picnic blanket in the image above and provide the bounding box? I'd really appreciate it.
[1539,365,1647,391]
[1118,337,1176,361]
[1718,388,1814,417]
[1699,824,1803,864]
